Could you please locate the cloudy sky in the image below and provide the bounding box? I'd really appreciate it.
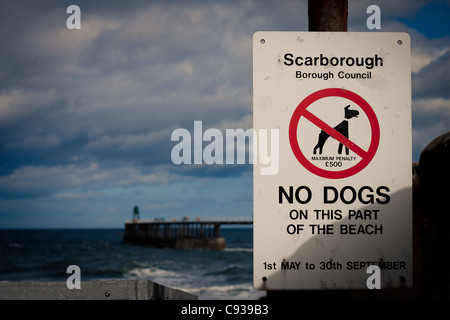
[0,0,449,228]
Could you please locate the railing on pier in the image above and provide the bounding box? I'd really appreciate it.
[125,217,252,238]
[126,216,253,224]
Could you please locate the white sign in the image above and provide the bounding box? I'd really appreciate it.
[253,32,412,290]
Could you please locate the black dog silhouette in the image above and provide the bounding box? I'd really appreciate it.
[313,105,359,155]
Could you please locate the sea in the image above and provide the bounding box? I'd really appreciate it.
[0,227,266,300]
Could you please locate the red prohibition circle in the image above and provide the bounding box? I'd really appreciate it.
[289,88,380,179]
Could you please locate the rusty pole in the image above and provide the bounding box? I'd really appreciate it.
[308,0,348,32]
[265,0,350,301]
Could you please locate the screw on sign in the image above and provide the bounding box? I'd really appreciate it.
[289,88,380,179]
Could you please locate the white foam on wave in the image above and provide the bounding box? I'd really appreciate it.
[123,266,265,300]
[186,283,266,300]
[125,267,181,281]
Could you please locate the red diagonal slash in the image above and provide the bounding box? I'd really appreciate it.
[289,88,380,179]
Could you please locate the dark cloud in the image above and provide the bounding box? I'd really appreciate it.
[0,0,448,226]
[413,49,450,99]
[0,0,263,206]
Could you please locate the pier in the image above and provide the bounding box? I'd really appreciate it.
[123,216,253,250]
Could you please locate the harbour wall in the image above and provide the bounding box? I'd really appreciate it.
[0,279,197,300]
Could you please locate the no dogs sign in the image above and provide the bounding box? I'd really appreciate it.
[289,87,380,179]
[253,32,412,290]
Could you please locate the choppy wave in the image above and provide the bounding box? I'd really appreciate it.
[224,247,253,253]
[7,243,22,248]
[0,228,261,300]
[125,266,180,279]
[124,266,264,300]
[186,283,265,300]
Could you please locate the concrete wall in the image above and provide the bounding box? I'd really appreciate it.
[414,131,450,299]
[0,279,197,300]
